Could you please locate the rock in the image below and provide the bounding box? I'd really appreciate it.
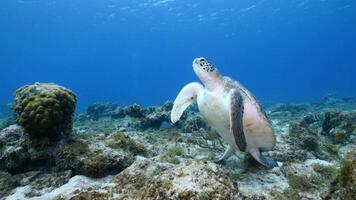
[289,122,319,151]
[0,170,20,197]
[0,125,62,174]
[79,142,134,178]
[142,112,169,130]
[76,101,209,132]
[19,159,238,200]
[181,114,210,133]
[0,125,31,173]
[110,107,125,119]
[86,103,118,120]
[236,166,289,199]
[0,125,141,179]
[112,159,238,199]
[161,101,173,112]
[0,125,23,145]
[322,110,356,144]
[333,150,356,200]
[124,104,144,118]
[143,160,238,199]
[103,132,147,156]
[13,83,77,140]
[55,132,145,178]
[5,170,77,199]
[112,158,173,199]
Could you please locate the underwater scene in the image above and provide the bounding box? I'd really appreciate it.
[0,0,355,200]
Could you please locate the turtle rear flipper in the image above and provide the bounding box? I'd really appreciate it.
[249,148,278,169]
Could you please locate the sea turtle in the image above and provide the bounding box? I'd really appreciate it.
[171,57,278,168]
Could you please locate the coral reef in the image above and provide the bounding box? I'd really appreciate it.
[0,95,355,199]
[13,82,77,139]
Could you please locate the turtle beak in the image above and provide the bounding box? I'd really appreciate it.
[193,57,206,65]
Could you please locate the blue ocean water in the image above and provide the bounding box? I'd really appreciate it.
[0,0,355,111]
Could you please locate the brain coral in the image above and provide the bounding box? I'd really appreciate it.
[13,83,77,139]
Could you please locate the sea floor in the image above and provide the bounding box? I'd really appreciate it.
[0,96,355,200]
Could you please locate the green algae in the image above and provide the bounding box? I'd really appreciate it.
[287,174,321,192]
[105,132,147,156]
[313,164,338,181]
[30,137,51,150]
[0,170,20,197]
[337,150,356,200]
[68,191,111,200]
[80,150,133,178]
[159,145,183,164]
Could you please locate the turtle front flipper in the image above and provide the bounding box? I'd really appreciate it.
[230,89,247,152]
[171,82,203,123]
[249,148,278,169]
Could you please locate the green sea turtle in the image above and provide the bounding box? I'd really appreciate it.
[171,57,278,168]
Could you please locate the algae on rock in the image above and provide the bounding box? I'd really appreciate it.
[0,170,20,197]
[13,82,77,139]
[337,150,356,200]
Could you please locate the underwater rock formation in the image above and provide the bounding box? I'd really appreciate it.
[336,150,356,200]
[0,124,146,179]
[86,103,118,120]
[0,170,20,197]
[124,103,145,118]
[0,125,32,173]
[322,110,356,144]
[289,122,319,151]
[180,114,210,133]
[77,100,212,134]
[1,96,355,199]
[78,101,176,131]
[13,82,77,139]
[10,159,238,200]
[322,149,356,200]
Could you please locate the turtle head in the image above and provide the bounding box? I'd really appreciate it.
[193,57,222,90]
